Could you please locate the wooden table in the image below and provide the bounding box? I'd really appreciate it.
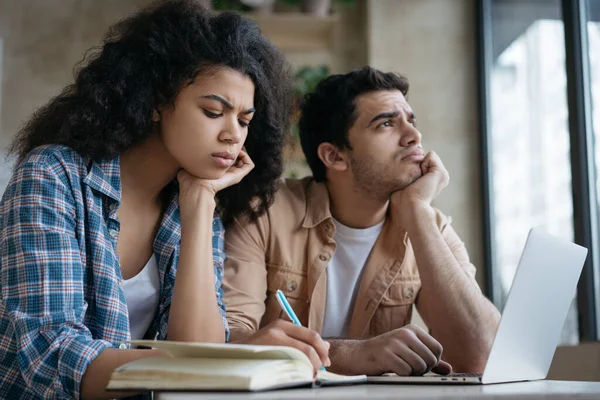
[155,380,600,399]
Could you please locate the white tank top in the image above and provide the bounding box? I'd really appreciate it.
[121,254,161,340]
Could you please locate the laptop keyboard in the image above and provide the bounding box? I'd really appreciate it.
[445,373,483,378]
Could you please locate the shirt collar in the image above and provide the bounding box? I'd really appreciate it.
[82,155,121,204]
[301,179,333,228]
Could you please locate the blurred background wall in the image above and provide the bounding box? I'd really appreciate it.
[0,0,483,286]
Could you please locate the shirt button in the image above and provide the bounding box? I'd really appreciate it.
[109,203,118,213]
[405,289,414,299]
[319,253,330,262]
[119,343,127,350]
[109,229,119,239]
[287,281,298,292]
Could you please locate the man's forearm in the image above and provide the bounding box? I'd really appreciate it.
[326,339,363,375]
[405,206,500,372]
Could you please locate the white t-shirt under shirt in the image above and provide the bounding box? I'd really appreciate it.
[121,254,161,340]
[321,217,385,338]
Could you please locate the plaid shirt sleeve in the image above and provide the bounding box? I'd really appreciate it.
[212,215,230,342]
[0,160,112,399]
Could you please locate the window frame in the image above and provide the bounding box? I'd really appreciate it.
[477,0,600,341]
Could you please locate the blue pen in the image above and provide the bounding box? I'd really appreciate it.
[275,289,327,371]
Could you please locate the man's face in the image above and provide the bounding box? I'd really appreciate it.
[344,90,424,199]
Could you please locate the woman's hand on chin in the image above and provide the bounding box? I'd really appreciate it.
[177,149,254,214]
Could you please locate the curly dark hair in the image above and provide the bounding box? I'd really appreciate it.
[9,0,292,225]
[298,66,408,182]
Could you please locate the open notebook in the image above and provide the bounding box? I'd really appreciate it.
[107,340,367,392]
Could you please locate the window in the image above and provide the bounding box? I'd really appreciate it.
[589,3,600,257]
[479,0,600,342]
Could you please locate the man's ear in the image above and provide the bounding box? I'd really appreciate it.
[317,143,348,172]
[152,109,160,122]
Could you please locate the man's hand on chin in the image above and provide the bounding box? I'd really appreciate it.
[390,151,449,228]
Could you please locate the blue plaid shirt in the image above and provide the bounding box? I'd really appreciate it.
[0,145,229,399]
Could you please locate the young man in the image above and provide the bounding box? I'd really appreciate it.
[224,67,500,376]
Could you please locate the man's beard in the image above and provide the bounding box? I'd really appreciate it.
[348,152,421,200]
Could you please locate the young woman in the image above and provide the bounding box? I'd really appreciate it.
[0,1,328,398]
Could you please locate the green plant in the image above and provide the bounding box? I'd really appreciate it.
[281,0,356,6]
[290,65,330,139]
[212,0,244,11]
[293,65,329,99]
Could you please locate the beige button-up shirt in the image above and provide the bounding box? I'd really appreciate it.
[223,177,479,339]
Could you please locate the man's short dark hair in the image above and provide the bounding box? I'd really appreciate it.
[298,66,409,182]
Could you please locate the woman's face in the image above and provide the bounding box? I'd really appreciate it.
[159,67,255,180]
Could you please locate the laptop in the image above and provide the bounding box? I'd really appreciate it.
[368,227,588,385]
